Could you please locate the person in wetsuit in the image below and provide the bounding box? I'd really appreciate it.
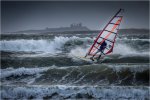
[90,40,107,61]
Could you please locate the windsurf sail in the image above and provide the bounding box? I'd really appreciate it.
[85,9,124,58]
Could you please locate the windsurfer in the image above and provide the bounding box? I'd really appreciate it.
[90,40,107,61]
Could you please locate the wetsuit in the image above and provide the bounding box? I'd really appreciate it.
[90,41,107,61]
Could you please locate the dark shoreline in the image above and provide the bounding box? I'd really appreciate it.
[1,29,149,40]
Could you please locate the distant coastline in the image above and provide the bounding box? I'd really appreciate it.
[2,23,149,35]
[4,23,90,34]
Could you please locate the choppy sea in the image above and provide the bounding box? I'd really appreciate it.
[1,32,149,99]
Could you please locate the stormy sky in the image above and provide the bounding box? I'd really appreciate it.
[1,1,149,33]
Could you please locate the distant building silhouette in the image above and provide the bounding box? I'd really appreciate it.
[70,23,82,27]
[15,23,90,34]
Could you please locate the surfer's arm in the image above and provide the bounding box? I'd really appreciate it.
[96,42,101,44]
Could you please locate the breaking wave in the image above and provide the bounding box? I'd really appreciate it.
[1,85,149,99]
[0,36,91,53]
[0,67,50,79]
[1,32,149,100]
[69,42,149,58]
[1,64,149,86]
[1,36,149,56]
[1,37,70,53]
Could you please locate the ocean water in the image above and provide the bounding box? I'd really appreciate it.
[1,32,149,99]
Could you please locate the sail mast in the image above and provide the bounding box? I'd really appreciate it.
[86,9,123,57]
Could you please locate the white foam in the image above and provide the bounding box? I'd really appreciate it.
[1,85,149,99]
[1,36,149,57]
[113,43,137,55]
[107,64,149,72]
[117,37,150,42]
[69,42,149,58]
[0,67,50,79]
[69,47,89,57]
[0,37,66,53]
[0,36,74,52]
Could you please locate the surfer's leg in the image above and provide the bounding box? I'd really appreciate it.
[97,50,103,61]
[90,50,99,61]
[97,54,101,61]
